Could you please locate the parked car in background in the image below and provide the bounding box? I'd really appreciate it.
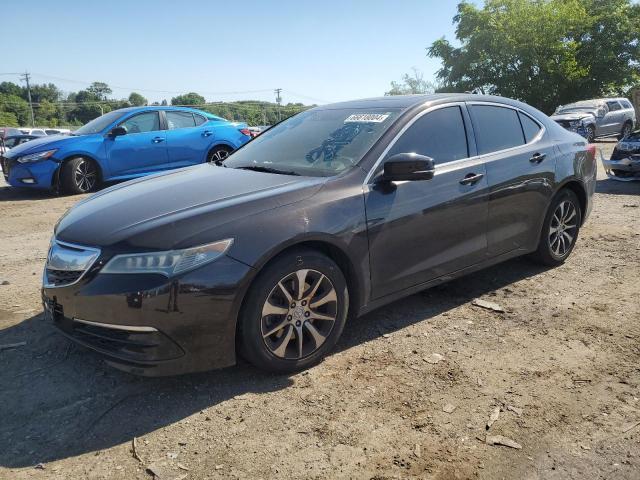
[45,128,72,136]
[41,94,596,375]
[0,127,23,139]
[19,128,47,136]
[0,134,39,155]
[1,106,251,194]
[551,98,636,143]
[248,125,271,137]
[603,131,640,181]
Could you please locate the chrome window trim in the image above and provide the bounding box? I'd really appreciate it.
[364,100,546,185]
[44,239,101,289]
[73,318,158,333]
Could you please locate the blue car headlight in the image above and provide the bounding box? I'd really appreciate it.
[101,239,234,277]
[16,149,58,164]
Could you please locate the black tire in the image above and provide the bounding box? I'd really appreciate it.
[60,157,99,194]
[585,125,595,143]
[207,145,233,165]
[238,248,349,373]
[619,121,633,140]
[530,189,582,266]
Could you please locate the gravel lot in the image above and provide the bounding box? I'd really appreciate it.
[0,139,638,480]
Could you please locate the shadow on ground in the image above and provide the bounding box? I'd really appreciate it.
[0,257,548,469]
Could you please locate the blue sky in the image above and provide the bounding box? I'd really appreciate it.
[1,0,469,105]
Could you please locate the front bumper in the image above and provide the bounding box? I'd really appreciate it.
[42,255,254,376]
[1,155,58,189]
[602,155,640,181]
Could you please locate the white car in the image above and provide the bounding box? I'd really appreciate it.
[19,128,47,136]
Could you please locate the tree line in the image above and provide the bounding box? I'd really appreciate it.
[387,0,640,114]
[0,81,311,128]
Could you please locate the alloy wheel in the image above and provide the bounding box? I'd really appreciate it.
[74,160,97,192]
[622,123,632,139]
[208,148,230,164]
[261,269,338,360]
[548,200,578,258]
[586,126,595,143]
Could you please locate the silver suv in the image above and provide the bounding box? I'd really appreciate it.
[551,98,636,143]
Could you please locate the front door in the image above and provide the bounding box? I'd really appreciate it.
[365,105,489,299]
[105,111,168,177]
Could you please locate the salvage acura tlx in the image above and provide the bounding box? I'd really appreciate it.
[42,94,597,376]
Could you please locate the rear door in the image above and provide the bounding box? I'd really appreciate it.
[604,101,623,135]
[467,103,556,256]
[105,111,168,177]
[164,110,214,168]
[365,104,489,299]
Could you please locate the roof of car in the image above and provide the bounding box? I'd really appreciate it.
[114,105,213,114]
[316,93,531,111]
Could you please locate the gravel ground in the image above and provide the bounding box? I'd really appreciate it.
[0,140,638,480]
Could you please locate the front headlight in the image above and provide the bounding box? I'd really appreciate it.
[101,239,233,277]
[17,149,58,164]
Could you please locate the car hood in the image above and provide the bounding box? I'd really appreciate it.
[3,133,89,158]
[55,164,325,249]
[551,112,595,122]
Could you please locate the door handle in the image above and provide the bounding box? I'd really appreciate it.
[459,173,484,185]
[530,152,546,163]
[202,130,213,137]
[152,137,165,143]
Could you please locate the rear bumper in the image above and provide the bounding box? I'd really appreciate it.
[42,255,254,376]
[1,156,58,189]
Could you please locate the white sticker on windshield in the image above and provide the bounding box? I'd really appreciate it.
[344,113,390,123]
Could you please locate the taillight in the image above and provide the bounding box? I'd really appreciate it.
[239,128,251,137]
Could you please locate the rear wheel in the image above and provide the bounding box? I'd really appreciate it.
[61,157,99,194]
[530,189,582,266]
[238,249,349,373]
[619,121,632,140]
[207,145,233,165]
[585,125,595,143]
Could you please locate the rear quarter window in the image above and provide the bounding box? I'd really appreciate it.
[469,105,525,155]
[518,112,542,143]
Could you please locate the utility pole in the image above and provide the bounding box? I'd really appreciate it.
[20,71,35,127]
[274,88,282,122]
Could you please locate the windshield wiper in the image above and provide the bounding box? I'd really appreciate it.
[235,165,301,176]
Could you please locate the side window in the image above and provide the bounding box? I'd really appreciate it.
[518,112,542,143]
[606,101,621,112]
[386,106,468,164]
[120,112,160,134]
[194,114,207,126]
[166,111,196,130]
[470,105,524,154]
[620,99,632,109]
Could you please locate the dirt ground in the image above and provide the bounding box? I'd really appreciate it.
[0,139,638,480]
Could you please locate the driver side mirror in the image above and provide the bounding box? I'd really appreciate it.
[109,126,127,137]
[376,153,435,183]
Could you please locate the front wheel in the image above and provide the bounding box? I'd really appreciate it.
[238,249,349,373]
[585,125,595,143]
[60,157,99,194]
[530,189,582,266]
[207,145,233,165]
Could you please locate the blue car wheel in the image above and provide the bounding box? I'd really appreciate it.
[61,157,99,194]
[207,145,233,164]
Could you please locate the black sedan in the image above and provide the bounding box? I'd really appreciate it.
[603,131,640,181]
[42,94,597,376]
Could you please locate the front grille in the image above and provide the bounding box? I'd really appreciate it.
[45,268,84,287]
[44,240,100,288]
[555,120,572,129]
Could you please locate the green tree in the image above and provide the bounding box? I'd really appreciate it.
[86,82,112,101]
[0,82,24,97]
[171,92,205,106]
[0,111,19,127]
[0,94,31,125]
[128,92,148,106]
[386,68,436,95]
[428,0,640,113]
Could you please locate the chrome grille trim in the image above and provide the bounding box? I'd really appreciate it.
[44,239,101,288]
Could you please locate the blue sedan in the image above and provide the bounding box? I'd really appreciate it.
[1,106,251,194]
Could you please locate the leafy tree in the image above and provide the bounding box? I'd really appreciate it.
[86,82,112,101]
[0,111,19,127]
[171,92,205,106]
[428,0,640,113]
[386,68,436,95]
[0,82,23,97]
[128,92,148,106]
[0,93,31,125]
[30,83,61,104]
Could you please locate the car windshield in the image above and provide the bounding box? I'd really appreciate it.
[74,110,125,135]
[556,103,601,114]
[223,107,401,177]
